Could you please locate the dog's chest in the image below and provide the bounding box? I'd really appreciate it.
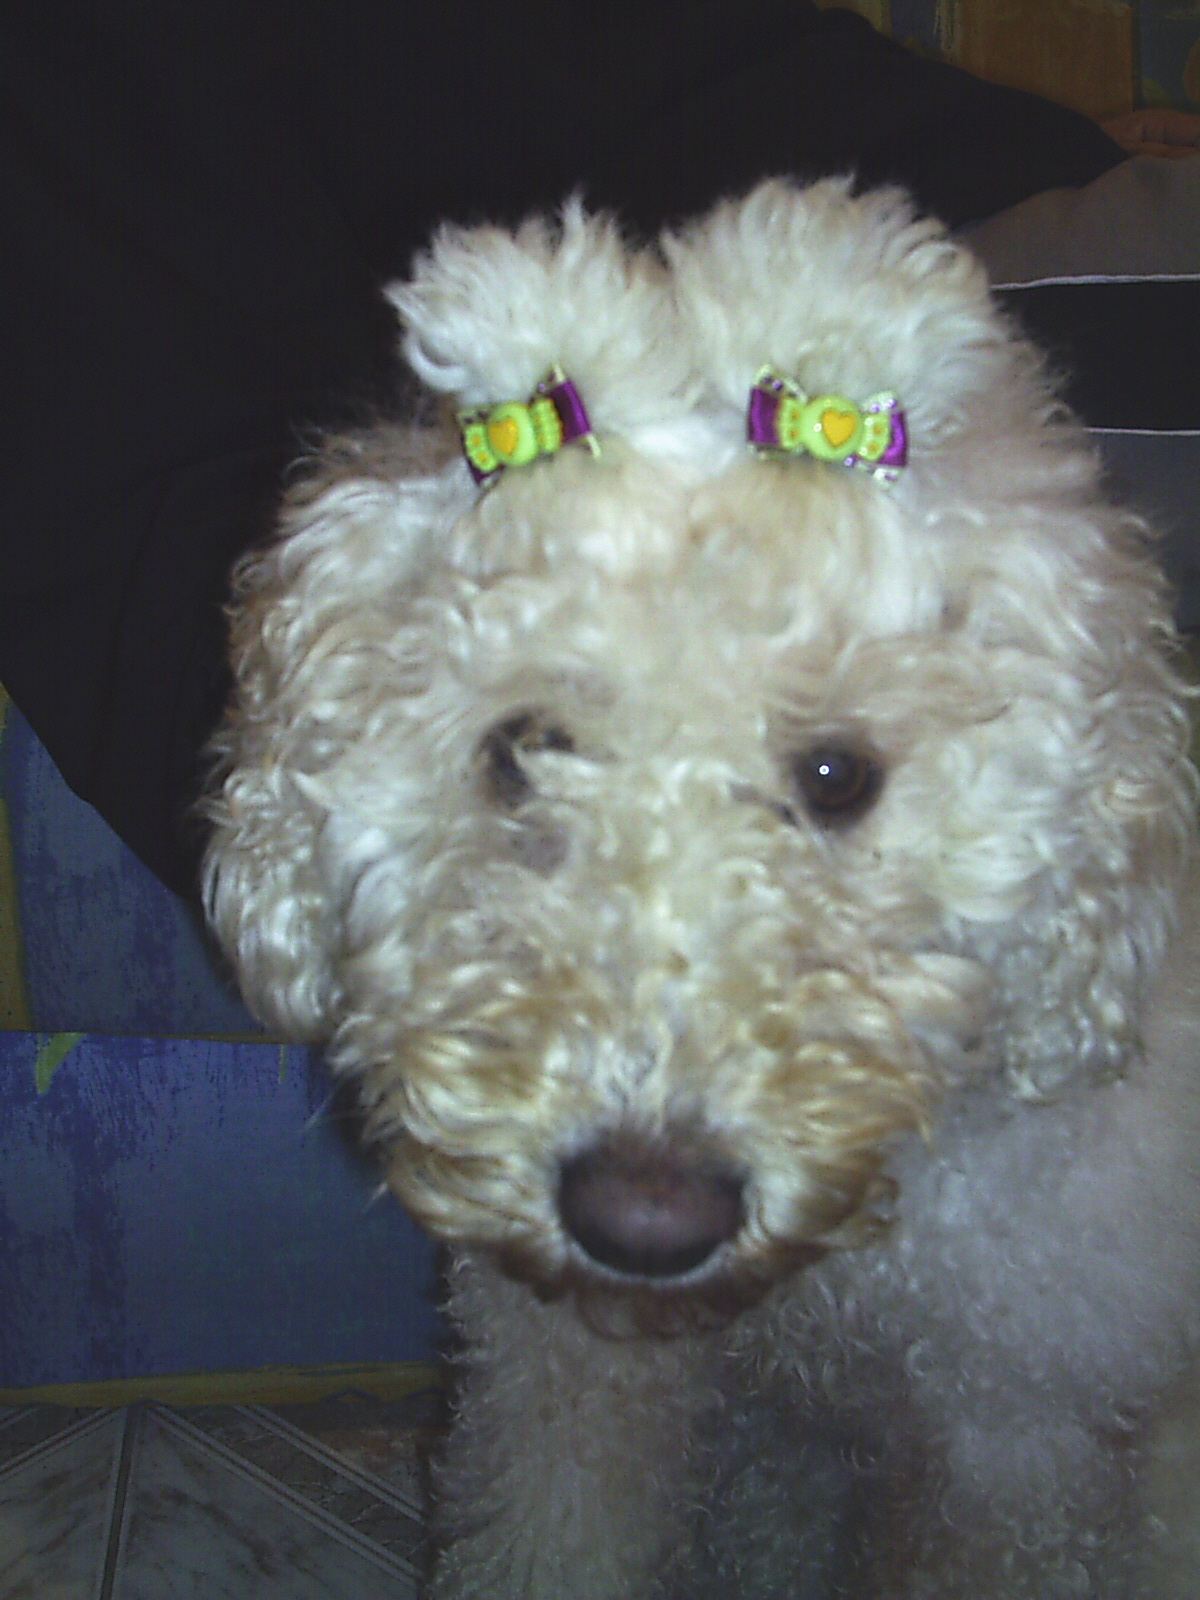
[739,1074,1198,1422]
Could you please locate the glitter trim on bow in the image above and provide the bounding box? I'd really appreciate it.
[747,367,908,484]
[457,365,599,487]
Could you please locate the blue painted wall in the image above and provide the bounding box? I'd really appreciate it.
[1,694,256,1036]
[1,698,440,1387]
[0,1034,440,1388]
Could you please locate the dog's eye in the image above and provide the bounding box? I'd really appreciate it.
[791,745,883,826]
[479,711,576,808]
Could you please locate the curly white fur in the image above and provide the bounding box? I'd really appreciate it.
[204,180,1200,1597]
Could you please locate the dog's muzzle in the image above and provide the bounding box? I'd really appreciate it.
[558,1137,745,1280]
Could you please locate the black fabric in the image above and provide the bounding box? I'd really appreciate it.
[997,280,1200,431]
[995,277,1200,629]
[1,0,1127,899]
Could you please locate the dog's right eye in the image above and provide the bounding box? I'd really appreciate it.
[478,712,576,808]
[790,744,884,827]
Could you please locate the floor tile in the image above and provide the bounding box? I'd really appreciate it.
[0,1398,437,1599]
[117,1407,420,1599]
[186,1403,429,1571]
[0,1410,121,1599]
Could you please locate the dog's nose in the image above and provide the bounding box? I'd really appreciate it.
[558,1141,744,1279]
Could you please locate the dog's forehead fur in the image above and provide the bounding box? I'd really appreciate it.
[452,446,942,635]
[387,177,1109,665]
[392,179,1000,460]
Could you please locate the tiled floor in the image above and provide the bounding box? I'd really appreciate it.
[0,1391,442,1598]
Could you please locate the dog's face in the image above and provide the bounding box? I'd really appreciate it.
[205,183,1193,1317]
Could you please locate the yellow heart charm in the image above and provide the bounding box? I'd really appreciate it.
[799,394,864,461]
[820,409,857,449]
[486,415,521,459]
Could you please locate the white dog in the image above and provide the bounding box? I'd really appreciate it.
[204,180,1200,1597]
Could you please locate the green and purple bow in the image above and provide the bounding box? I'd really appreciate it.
[458,366,598,487]
[747,367,907,483]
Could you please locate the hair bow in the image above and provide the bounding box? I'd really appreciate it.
[458,365,598,487]
[747,367,907,484]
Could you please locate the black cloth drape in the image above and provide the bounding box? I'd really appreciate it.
[1,1,1126,898]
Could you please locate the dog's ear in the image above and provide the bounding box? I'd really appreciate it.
[993,547,1196,1099]
[201,444,463,1039]
[384,197,688,430]
[201,515,345,1039]
[202,752,336,1041]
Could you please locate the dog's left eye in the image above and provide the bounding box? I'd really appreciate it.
[478,711,576,808]
[790,745,884,826]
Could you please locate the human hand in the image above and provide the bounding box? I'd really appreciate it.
[1101,108,1200,159]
